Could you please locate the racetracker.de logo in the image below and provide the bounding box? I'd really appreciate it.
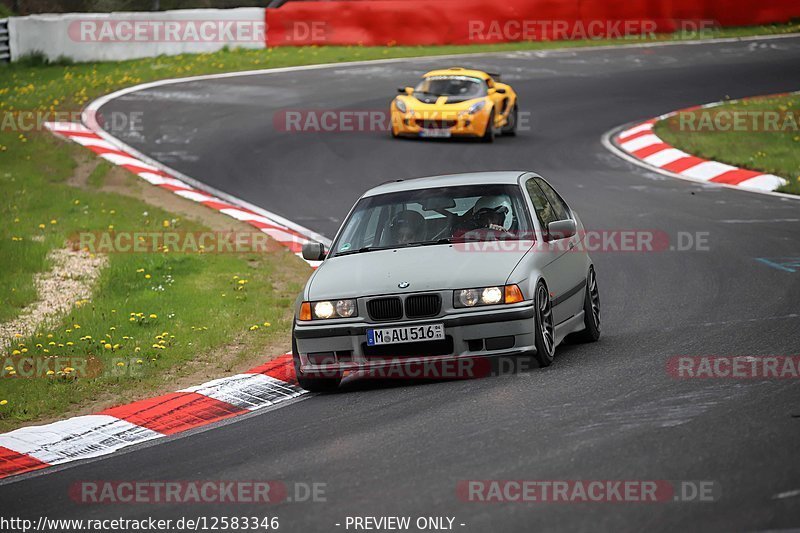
[68,19,265,43]
[457,480,719,503]
[69,481,326,504]
[667,356,800,379]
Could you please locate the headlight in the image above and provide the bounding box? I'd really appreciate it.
[467,100,485,114]
[395,98,407,113]
[300,299,359,320]
[335,299,357,318]
[314,301,335,319]
[454,285,524,308]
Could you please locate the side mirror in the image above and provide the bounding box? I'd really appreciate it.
[547,220,576,240]
[398,86,414,95]
[302,242,327,261]
[495,87,506,94]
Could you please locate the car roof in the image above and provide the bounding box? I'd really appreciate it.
[422,67,491,80]
[363,171,533,197]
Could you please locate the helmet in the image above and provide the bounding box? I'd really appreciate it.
[389,210,424,244]
[472,195,513,230]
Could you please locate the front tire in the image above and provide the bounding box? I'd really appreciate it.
[533,281,556,367]
[481,110,495,143]
[292,332,342,392]
[568,267,601,343]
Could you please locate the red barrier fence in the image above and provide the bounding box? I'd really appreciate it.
[265,0,800,47]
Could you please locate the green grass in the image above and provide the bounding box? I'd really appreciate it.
[655,93,800,195]
[0,22,799,429]
[0,133,307,431]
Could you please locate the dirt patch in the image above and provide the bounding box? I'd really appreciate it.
[0,248,108,347]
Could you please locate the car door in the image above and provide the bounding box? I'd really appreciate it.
[523,177,587,325]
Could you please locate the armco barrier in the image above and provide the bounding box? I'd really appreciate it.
[265,0,800,47]
[8,8,266,63]
[0,19,9,62]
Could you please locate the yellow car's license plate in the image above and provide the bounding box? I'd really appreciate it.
[420,129,451,138]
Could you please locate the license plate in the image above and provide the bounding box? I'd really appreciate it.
[420,129,451,138]
[367,323,445,346]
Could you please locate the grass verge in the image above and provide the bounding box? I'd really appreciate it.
[0,23,798,430]
[655,93,800,195]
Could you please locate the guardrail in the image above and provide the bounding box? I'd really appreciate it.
[0,19,10,63]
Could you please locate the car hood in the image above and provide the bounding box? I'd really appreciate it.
[399,95,482,115]
[410,94,482,105]
[307,244,532,300]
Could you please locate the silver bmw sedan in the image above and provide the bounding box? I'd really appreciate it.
[293,171,600,391]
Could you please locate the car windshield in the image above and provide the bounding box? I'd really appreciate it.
[330,184,533,257]
[414,76,487,98]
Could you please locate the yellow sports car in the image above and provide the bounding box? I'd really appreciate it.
[390,67,518,142]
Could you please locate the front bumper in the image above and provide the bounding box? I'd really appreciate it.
[294,304,536,374]
[391,110,490,138]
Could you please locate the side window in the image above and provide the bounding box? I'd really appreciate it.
[534,178,570,221]
[524,179,557,229]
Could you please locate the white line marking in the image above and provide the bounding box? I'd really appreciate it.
[173,189,215,202]
[0,415,162,465]
[773,488,800,500]
[100,153,159,170]
[618,122,653,140]
[680,161,738,181]
[181,373,306,411]
[737,174,787,191]
[642,148,691,167]
[619,133,662,152]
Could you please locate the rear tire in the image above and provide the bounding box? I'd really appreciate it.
[567,267,601,343]
[502,104,518,136]
[292,332,342,392]
[533,281,556,367]
[481,110,495,143]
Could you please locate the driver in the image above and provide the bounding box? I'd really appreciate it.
[470,195,512,232]
[388,210,424,245]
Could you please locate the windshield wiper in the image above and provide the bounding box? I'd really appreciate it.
[335,246,380,256]
[405,238,452,247]
[335,239,451,256]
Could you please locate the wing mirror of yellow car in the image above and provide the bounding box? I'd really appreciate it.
[397,86,414,95]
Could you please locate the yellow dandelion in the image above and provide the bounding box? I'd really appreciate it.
[149,314,157,319]
[116,362,125,367]
[145,274,151,279]
[0,400,7,406]
[103,343,112,350]
[249,325,259,331]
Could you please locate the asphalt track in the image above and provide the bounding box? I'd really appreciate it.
[4,37,800,531]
